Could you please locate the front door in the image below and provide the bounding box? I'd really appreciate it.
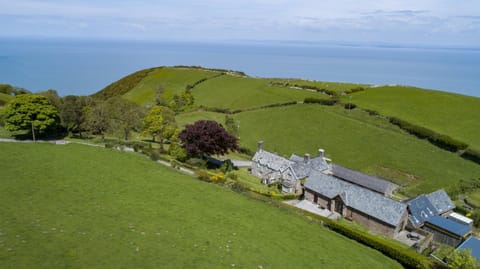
[335,200,343,214]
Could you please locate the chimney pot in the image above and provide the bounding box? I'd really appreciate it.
[319,149,325,158]
[258,141,264,152]
[304,153,310,163]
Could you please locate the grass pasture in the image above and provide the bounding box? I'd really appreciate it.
[123,67,222,106]
[348,86,480,150]
[271,78,369,94]
[192,75,322,110]
[0,143,402,269]
[232,104,480,195]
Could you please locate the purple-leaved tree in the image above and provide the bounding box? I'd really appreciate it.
[178,120,239,156]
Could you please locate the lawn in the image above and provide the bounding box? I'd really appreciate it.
[347,86,480,150]
[0,143,402,269]
[232,104,480,196]
[123,67,221,106]
[192,75,322,110]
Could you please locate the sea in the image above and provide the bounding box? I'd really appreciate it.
[0,37,479,97]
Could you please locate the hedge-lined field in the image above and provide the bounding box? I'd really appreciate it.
[347,86,480,150]
[192,75,321,110]
[232,104,480,196]
[123,67,221,106]
[0,143,402,269]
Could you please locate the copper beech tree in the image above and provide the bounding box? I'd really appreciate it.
[178,120,239,156]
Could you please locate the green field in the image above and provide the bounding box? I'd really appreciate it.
[123,67,222,106]
[230,105,480,195]
[271,78,369,94]
[192,75,321,110]
[348,86,480,150]
[0,143,402,269]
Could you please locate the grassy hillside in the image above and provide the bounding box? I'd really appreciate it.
[192,75,322,110]
[0,143,402,269]
[123,67,223,106]
[348,86,480,150]
[271,78,369,95]
[0,92,13,106]
[230,105,480,195]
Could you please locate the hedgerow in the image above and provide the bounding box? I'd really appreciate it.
[461,148,480,165]
[304,97,338,106]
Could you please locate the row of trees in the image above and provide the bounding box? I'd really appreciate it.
[1,91,239,158]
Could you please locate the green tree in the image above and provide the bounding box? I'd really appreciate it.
[60,95,92,137]
[142,105,176,143]
[0,84,13,95]
[2,94,60,137]
[82,101,110,141]
[105,97,144,141]
[38,89,62,110]
[224,115,238,137]
[448,248,479,269]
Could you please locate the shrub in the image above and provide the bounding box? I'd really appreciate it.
[344,87,365,94]
[343,103,357,110]
[195,169,211,182]
[239,146,254,156]
[149,150,160,161]
[186,158,207,168]
[210,172,226,183]
[364,109,379,116]
[226,172,238,180]
[304,97,338,106]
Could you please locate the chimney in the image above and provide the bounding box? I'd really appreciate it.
[318,149,325,158]
[304,153,310,163]
[258,141,264,152]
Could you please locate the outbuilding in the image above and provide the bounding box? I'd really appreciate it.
[423,216,472,247]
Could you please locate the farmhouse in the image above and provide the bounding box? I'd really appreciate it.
[251,141,329,193]
[331,164,399,196]
[304,171,408,237]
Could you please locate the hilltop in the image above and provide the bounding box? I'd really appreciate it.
[93,66,480,197]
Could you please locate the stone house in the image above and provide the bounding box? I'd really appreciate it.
[251,141,329,194]
[304,171,408,237]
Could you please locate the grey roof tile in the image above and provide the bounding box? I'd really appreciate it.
[305,171,407,227]
[331,164,398,195]
[407,195,438,227]
[289,154,328,179]
[252,150,294,173]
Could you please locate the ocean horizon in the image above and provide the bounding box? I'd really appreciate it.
[0,37,478,97]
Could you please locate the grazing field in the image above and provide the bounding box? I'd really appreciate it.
[231,104,480,195]
[271,78,369,94]
[348,86,480,149]
[192,75,321,110]
[0,143,402,269]
[175,111,226,128]
[123,67,221,106]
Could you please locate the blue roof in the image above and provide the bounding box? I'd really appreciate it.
[426,216,472,237]
[407,195,438,227]
[457,237,480,260]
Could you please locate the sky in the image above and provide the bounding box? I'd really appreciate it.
[0,0,479,47]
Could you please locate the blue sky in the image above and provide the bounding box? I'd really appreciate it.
[1,0,479,46]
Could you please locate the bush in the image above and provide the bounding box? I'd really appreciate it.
[304,97,338,106]
[186,158,207,168]
[343,103,357,110]
[364,109,379,116]
[239,147,254,156]
[169,143,187,162]
[344,87,365,94]
[195,169,211,182]
[226,172,238,180]
[149,150,160,161]
[210,172,226,183]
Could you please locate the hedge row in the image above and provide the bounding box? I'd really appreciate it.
[389,117,468,152]
[92,68,155,100]
[304,97,339,106]
[323,219,432,269]
[200,101,298,115]
[270,82,339,96]
[461,148,480,165]
[343,86,366,94]
[185,73,225,91]
[173,65,246,76]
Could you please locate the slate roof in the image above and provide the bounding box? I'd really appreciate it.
[457,237,480,260]
[331,164,398,195]
[425,216,472,237]
[426,189,455,215]
[304,171,407,227]
[289,154,328,179]
[252,150,295,173]
[407,195,438,227]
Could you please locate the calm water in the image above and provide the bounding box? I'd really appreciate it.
[0,38,479,97]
